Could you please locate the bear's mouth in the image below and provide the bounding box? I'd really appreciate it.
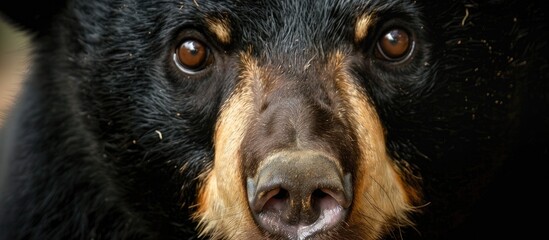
[254,202,346,240]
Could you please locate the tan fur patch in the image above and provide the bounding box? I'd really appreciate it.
[206,17,231,45]
[355,13,376,44]
[193,52,261,239]
[329,51,417,237]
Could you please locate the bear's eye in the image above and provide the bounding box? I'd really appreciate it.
[174,38,212,73]
[375,28,414,62]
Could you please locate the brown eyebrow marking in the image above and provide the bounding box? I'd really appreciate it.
[355,13,376,44]
[206,17,231,45]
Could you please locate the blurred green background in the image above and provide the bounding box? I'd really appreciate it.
[0,16,30,124]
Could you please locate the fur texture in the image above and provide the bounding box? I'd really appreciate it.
[0,0,547,239]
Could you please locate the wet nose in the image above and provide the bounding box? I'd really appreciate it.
[247,151,353,239]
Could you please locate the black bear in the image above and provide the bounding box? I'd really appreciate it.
[0,0,547,239]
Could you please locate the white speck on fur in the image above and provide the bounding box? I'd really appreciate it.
[155,130,163,140]
[462,7,470,26]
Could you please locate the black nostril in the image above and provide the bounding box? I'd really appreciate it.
[311,189,330,203]
[312,189,328,198]
[247,151,353,239]
[273,189,289,200]
[259,188,290,213]
[311,189,330,210]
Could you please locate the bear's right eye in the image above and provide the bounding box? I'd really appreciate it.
[374,28,414,63]
[174,38,213,74]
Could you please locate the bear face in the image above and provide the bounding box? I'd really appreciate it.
[0,0,547,239]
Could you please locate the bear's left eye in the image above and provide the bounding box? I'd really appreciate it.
[375,28,414,62]
[174,38,213,73]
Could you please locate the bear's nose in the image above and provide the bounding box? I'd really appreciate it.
[247,151,353,240]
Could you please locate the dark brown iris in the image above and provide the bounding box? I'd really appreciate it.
[376,29,412,61]
[176,39,209,71]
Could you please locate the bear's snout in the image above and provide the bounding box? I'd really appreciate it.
[246,151,352,239]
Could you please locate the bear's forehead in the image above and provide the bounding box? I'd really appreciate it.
[188,0,410,45]
[82,0,417,50]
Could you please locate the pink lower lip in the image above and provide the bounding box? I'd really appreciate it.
[257,204,346,240]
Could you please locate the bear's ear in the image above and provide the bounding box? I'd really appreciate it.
[0,0,68,34]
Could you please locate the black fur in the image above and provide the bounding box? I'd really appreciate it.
[1,0,547,239]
